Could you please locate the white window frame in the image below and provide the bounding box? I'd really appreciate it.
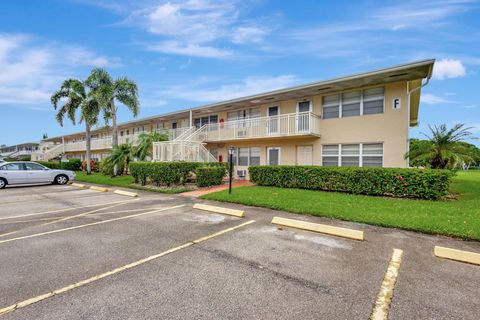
[321,143,383,167]
[234,147,261,166]
[322,86,385,119]
[296,99,312,113]
[267,147,281,166]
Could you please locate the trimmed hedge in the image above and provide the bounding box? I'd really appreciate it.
[248,166,453,200]
[196,166,227,187]
[37,158,82,171]
[129,162,228,187]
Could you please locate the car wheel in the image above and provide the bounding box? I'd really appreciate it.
[55,174,69,185]
[0,178,6,189]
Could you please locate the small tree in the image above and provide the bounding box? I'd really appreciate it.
[133,131,169,161]
[102,143,133,175]
[406,123,475,169]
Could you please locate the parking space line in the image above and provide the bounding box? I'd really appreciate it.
[371,248,404,320]
[0,205,186,245]
[0,219,255,316]
[0,200,137,221]
[0,207,156,226]
[0,200,136,238]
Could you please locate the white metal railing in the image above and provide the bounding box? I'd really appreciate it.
[188,112,321,142]
[173,126,196,141]
[152,141,217,163]
[31,144,64,161]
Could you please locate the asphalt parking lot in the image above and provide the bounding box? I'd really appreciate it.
[0,184,479,319]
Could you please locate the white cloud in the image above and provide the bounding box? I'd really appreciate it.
[159,75,299,102]
[125,0,269,57]
[432,58,467,80]
[421,93,454,105]
[0,33,121,107]
[147,41,233,58]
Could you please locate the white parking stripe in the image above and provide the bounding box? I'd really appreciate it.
[0,205,186,245]
[0,199,136,221]
[0,219,255,316]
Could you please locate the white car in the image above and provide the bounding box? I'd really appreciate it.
[0,161,76,189]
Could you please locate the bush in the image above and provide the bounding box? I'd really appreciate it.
[82,159,98,172]
[36,158,82,171]
[248,166,453,200]
[129,161,228,187]
[62,158,82,171]
[196,166,227,187]
[98,159,124,177]
[37,161,61,169]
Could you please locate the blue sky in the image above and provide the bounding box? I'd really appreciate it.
[0,0,479,146]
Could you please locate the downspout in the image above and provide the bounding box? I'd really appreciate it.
[189,109,193,128]
[406,70,432,167]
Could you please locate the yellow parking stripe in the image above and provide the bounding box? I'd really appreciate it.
[0,205,185,245]
[371,248,404,320]
[0,219,256,316]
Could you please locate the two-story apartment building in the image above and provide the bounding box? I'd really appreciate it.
[32,59,434,178]
[0,142,39,160]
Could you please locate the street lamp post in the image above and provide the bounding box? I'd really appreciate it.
[228,147,235,194]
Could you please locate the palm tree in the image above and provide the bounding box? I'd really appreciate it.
[86,69,139,176]
[103,143,133,175]
[406,123,475,169]
[133,131,169,161]
[85,69,140,148]
[51,79,100,174]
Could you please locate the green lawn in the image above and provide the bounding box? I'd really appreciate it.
[74,172,190,194]
[201,171,480,240]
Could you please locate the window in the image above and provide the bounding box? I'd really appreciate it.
[322,95,340,119]
[227,108,260,128]
[341,144,360,167]
[321,145,340,166]
[238,148,249,166]
[363,87,384,115]
[362,143,383,167]
[322,86,384,119]
[194,115,218,128]
[297,101,311,113]
[25,163,46,170]
[3,163,22,171]
[234,147,261,166]
[341,91,361,117]
[322,143,383,167]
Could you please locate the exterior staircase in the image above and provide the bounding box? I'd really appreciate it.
[152,126,217,163]
[31,144,64,162]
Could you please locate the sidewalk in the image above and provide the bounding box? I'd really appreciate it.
[182,180,254,197]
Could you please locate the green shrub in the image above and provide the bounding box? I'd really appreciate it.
[196,166,226,187]
[37,161,61,169]
[62,158,82,171]
[248,166,453,200]
[129,161,227,187]
[36,159,83,171]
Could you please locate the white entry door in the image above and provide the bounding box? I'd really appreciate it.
[267,106,279,135]
[297,146,313,165]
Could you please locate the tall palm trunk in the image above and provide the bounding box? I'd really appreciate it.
[111,108,119,176]
[85,123,92,174]
[111,109,118,147]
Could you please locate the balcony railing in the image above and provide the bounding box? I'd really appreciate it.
[188,112,321,142]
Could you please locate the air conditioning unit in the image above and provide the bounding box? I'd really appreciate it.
[236,169,247,178]
[236,130,247,138]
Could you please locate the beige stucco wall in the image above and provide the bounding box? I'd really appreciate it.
[208,81,409,169]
